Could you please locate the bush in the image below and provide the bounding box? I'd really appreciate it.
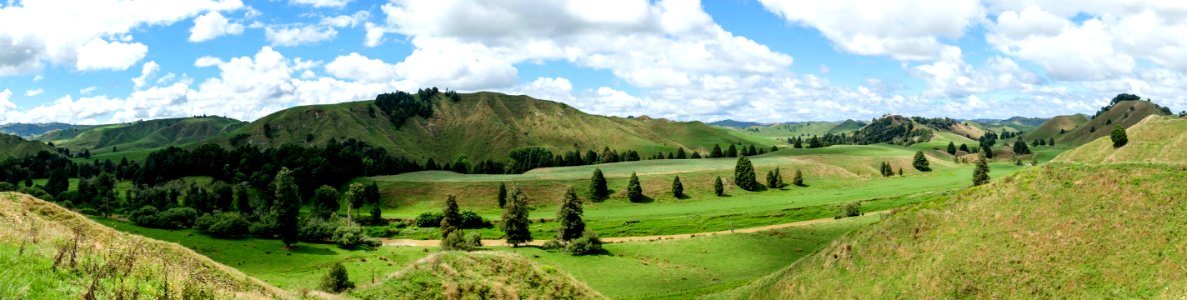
[135,207,199,229]
[465,232,483,248]
[79,207,99,216]
[441,230,469,251]
[541,239,564,250]
[196,212,251,237]
[249,220,276,237]
[365,225,399,238]
[415,212,444,227]
[130,206,161,225]
[0,182,14,192]
[299,217,341,242]
[565,231,603,255]
[319,262,355,293]
[835,202,861,219]
[459,210,490,228]
[333,225,380,250]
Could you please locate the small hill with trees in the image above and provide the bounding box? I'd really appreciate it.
[1030,94,1172,146]
[1054,115,1187,164]
[1021,114,1089,143]
[38,116,245,155]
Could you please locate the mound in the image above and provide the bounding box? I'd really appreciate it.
[716,163,1187,298]
[1054,115,1187,164]
[40,116,244,154]
[353,251,604,300]
[211,91,768,162]
[0,133,55,159]
[0,193,285,299]
[1023,114,1089,142]
[1055,100,1169,145]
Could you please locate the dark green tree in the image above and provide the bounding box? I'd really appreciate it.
[734,156,759,191]
[369,204,383,225]
[497,182,508,208]
[912,151,931,172]
[501,188,532,246]
[627,172,644,202]
[727,144,738,157]
[45,169,69,197]
[319,262,354,293]
[1048,137,1055,146]
[345,183,366,223]
[672,176,684,198]
[675,148,687,159]
[713,176,724,196]
[710,144,723,158]
[590,168,608,201]
[973,153,991,186]
[440,195,462,239]
[233,183,252,216]
[946,142,957,155]
[765,170,777,189]
[1012,139,1031,155]
[959,143,970,153]
[793,169,804,186]
[310,185,340,219]
[1111,125,1128,147]
[273,168,301,249]
[774,167,784,188]
[556,187,585,242]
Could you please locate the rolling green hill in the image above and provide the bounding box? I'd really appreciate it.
[735,120,866,138]
[0,123,89,139]
[1054,115,1187,164]
[1022,114,1089,143]
[713,163,1187,299]
[38,116,245,154]
[0,192,287,299]
[0,133,55,159]
[211,92,773,162]
[968,116,1047,133]
[352,252,604,299]
[1049,100,1169,146]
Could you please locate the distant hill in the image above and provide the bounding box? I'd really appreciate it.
[717,163,1187,298]
[0,193,286,299]
[967,116,1047,134]
[209,92,772,162]
[0,123,88,138]
[1048,99,1170,146]
[38,116,245,154]
[0,133,55,159]
[353,252,604,299]
[1055,115,1187,164]
[1020,114,1089,143]
[708,119,766,128]
[735,120,865,138]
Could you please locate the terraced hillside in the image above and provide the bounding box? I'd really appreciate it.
[211,92,772,162]
[38,116,245,154]
[0,193,286,299]
[0,133,55,159]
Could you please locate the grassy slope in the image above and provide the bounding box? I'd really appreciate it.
[1023,114,1089,142]
[353,252,604,299]
[713,163,1187,299]
[1054,115,1187,164]
[1057,101,1167,145]
[0,193,286,299]
[734,121,863,138]
[41,116,245,154]
[0,123,89,138]
[0,133,55,159]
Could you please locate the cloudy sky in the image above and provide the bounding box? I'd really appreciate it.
[1,0,1186,124]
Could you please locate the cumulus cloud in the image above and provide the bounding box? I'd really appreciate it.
[265,25,338,47]
[24,88,42,97]
[74,39,148,71]
[289,0,351,9]
[132,61,161,89]
[189,11,244,42]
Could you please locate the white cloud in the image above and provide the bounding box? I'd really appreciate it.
[757,0,983,61]
[80,86,97,95]
[74,38,148,71]
[0,89,14,113]
[189,11,244,42]
[24,88,41,96]
[910,46,1041,98]
[325,52,396,83]
[363,22,385,47]
[265,25,337,47]
[289,0,351,8]
[133,61,161,89]
[194,56,223,67]
[321,10,369,28]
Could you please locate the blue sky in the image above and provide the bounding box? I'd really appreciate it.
[1,0,1186,124]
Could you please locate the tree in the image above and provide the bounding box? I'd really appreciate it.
[912,151,931,172]
[727,144,738,157]
[793,169,804,186]
[1111,125,1128,147]
[273,168,301,249]
[501,188,532,246]
[675,148,687,159]
[713,176,724,196]
[710,144,723,158]
[672,176,684,198]
[1012,139,1031,155]
[627,172,644,202]
[973,153,991,186]
[1048,137,1055,146]
[959,144,970,153]
[765,170,777,189]
[947,142,957,155]
[734,156,759,191]
[774,167,784,188]
[344,183,366,224]
[590,168,608,201]
[310,185,340,219]
[234,183,252,216]
[369,204,383,225]
[45,169,69,197]
[440,195,462,239]
[319,262,354,293]
[793,138,803,149]
[497,182,508,208]
[556,187,584,242]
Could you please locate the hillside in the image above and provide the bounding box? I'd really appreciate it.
[0,123,88,138]
[716,163,1187,298]
[352,252,604,299]
[1051,100,1169,145]
[968,116,1047,133]
[39,116,245,154]
[1022,114,1089,142]
[1054,115,1187,164]
[212,92,772,162]
[708,119,765,128]
[737,120,866,138]
[0,133,55,159]
[0,192,286,299]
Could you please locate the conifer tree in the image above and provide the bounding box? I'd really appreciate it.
[556,187,584,242]
[765,170,777,189]
[793,169,803,186]
[676,148,687,159]
[710,144,723,158]
[727,144,738,157]
[497,182,508,208]
[973,153,991,186]
[590,168,608,201]
[947,142,957,155]
[713,176,724,196]
[672,176,684,198]
[273,168,301,249]
[734,156,759,191]
[912,151,931,172]
[959,143,969,153]
[1048,137,1055,146]
[627,172,644,202]
[774,167,784,188]
[793,138,803,148]
[440,195,462,240]
[501,188,532,246]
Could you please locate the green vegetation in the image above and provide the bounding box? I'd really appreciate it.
[38,116,244,155]
[501,188,532,246]
[1111,125,1128,147]
[734,156,759,191]
[973,153,990,186]
[1055,115,1187,164]
[0,133,54,159]
[1044,96,1169,146]
[351,252,604,299]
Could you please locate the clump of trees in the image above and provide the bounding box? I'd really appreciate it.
[374,90,434,128]
[1012,140,1031,155]
[319,262,354,293]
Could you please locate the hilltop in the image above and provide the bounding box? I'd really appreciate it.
[0,133,55,159]
[1027,97,1171,146]
[0,123,88,139]
[1054,115,1187,164]
[966,116,1047,133]
[38,116,245,154]
[353,252,604,299]
[0,192,286,299]
[715,163,1187,298]
[1022,114,1089,143]
[210,91,771,162]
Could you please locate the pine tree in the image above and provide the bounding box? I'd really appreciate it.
[501,188,532,246]
[793,138,803,149]
[627,172,644,202]
[912,151,931,172]
[770,145,779,152]
[440,195,462,240]
[792,169,803,186]
[774,167,784,188]
[273,168,301,249]
[590,168,608,200]
[710,144,723,158]
[727,144,738,157]
[497,182,508,208]
[946,142,957,155]
[734,156,759,191]
[556,187,584,242]
[897,168,903,176]
[672,176,684,198]
[765,170,777,189]
[675,148,687,159]
[959,143,969,153]
[973,153,991,186]
[713,176,724,196]
[1048,137,1055,146]
[1111,125,1128,147]
[1012,139,1031,155]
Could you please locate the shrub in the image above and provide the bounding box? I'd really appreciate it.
[565,231,604,255]
[333,225,380,250]
[459,210,490,228]
[319,262,355,293]
[415,212,444,227]
[834,202,861,219]
[78,207,99,216]
[1111,125,1128,147]
[299,217,341,242]
[465,232,483,248]
[249,220,276,237]
[541,239,564,250]
[0,182,14,192]
[130,206,161,225]
[196,212,251,237]
[133,207,199,229]
[441,230,469,251]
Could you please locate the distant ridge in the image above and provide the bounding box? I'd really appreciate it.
[708,119,766,128]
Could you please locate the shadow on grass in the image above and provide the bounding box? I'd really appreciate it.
[629,195,655,203]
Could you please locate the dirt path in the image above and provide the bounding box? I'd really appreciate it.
[381,211,885,247]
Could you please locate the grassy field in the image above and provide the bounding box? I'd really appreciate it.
[713,163,1187,298]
